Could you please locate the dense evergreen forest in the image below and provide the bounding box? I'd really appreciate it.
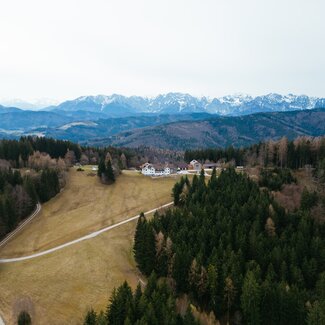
[0,137,134,168]
[184,136,325,169]
[0,137,82,164]
[84,273,198,325]
[134,169,325,324]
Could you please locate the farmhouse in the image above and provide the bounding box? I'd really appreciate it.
[141,163,172,176]
[203,162,219,169]
[177,163,188,171]
[188,160,202,171]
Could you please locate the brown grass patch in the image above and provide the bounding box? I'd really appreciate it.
[0,169,177,258]
[0,169,179,324]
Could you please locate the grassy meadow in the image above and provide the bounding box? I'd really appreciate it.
[0,168,178,324]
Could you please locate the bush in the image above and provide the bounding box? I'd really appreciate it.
[259,168,296,191]
[18,311,31,325]
[300,188,318,210]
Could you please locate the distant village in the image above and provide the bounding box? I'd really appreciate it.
[140,159,244,177]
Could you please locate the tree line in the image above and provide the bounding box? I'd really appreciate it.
[0,168,60,239]
[184,136,325,169]
[0,137,82,165]
[0,137,135,168]
[84,273,198,325]
[133,168,325,324]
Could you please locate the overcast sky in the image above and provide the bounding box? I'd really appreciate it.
[0,0,324,102]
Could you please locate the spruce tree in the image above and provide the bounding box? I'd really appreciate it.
[143,223,156,276]
[134,213,146,272]
[84,309,97,325]
[97,158,106,177]
[105,160,115,184]
[241,271,261,325]
[18,311,31,325]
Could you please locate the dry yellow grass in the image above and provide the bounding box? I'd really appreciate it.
[0,222,138,324]
[0,169,176,258]
[0,169,178,324]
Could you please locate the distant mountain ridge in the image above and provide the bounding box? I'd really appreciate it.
[96,108,325,149]
[45,92,325,116]
[1,93,325,150]
[1,106,325,150]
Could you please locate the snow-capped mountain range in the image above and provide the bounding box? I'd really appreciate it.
[46,93,325,117]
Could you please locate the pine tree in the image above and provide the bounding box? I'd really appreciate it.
[241,271,261,325]
[134,213,146,272]
[307,301,325,325]
[105,160,115,184]
[84,309,97,325]
[96,311,106,325]
[106,282,133,325]
[172,181,182,205]
[142,223,156,276]
[97,158,106,177]
[18,311,31,325]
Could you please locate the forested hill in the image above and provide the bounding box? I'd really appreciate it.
[104,107,325,149]
[133,169,325,324]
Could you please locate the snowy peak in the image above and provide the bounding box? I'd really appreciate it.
[48,93,325,117]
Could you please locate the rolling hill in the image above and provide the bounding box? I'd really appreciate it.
[97,108,325,149]
[25,113,212,142]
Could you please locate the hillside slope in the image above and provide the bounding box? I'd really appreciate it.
[101,108,325,149]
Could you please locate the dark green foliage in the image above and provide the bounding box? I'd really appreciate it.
[0,168,60,240]
[185,146,245,165]
[106,281,133,325]
[97,158,106,177]
[259,168,296,191]
[185,136,325,169]
[97,159,115,184]
[18,311,32,325]
[133,168,325,324]
[84,309,97,325]
[0,136,132,168]
[241,271,261,325]
[36,169,60,202]
[0,137,81,165]
[300,188,318,210]
[307,301,325,325]
[105,160,115,184]
[86,275,199,325]
[172,176,189,206]
[133,214,155,276]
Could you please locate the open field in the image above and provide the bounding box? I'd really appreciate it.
[0,169,178,324]
[0,221,139,324]
[0,168,177,258]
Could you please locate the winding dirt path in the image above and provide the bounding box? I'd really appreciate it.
[0,202,173,264]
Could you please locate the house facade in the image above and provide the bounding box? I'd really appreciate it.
[188,159,202,171]
[141,163,172,176]
[203,162,219,169]
[177,163,188,171]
